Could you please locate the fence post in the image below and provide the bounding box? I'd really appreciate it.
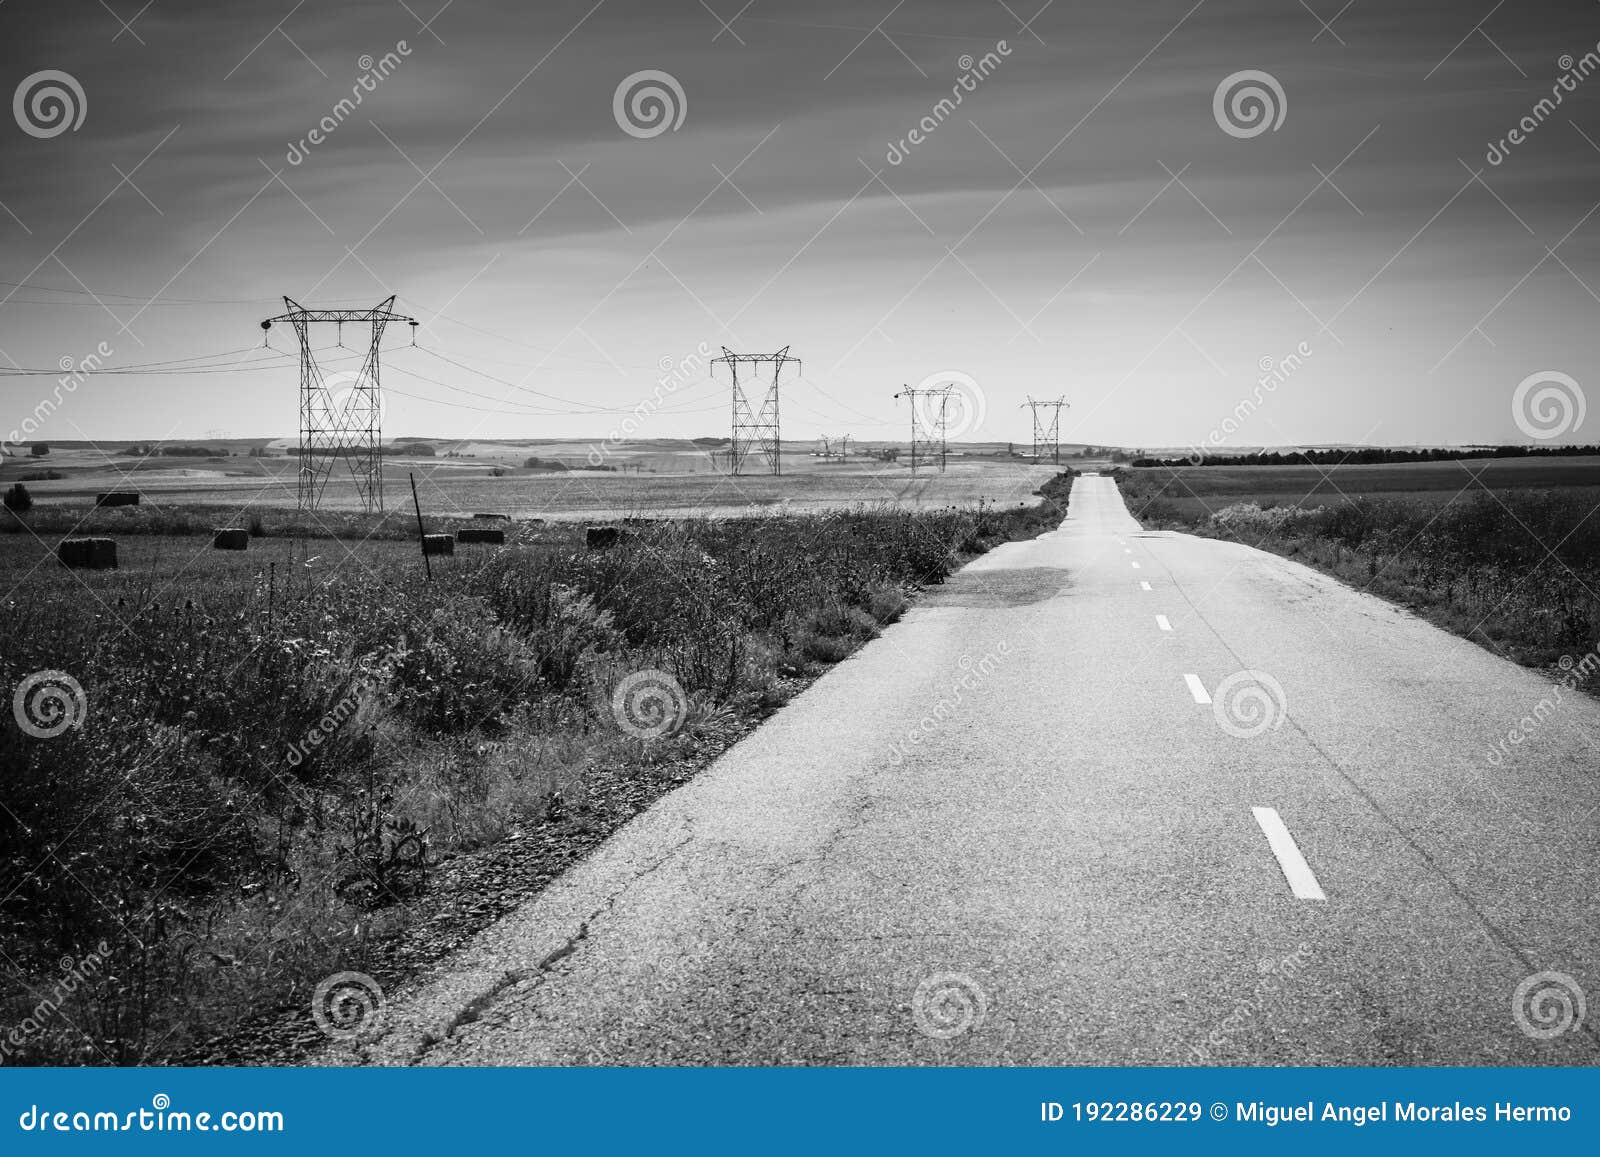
[410,472,431,581]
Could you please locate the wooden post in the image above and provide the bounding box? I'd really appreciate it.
[409,472,431,581]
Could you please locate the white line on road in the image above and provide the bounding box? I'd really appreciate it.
[1251,807,1327,901]
[1183,673,1210,703]
[1131,561,1141,569]
[1139,581,1151,590]
[1156,615,1172,631]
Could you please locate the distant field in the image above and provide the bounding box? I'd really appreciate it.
[1124,456,1600,520]
[4,449,1061,519]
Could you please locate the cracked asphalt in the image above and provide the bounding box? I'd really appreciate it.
[321,475,1600,1066]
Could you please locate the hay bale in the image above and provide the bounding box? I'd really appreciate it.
[95,491,140,508]
[58,538,117,570]
[212,528,248,551]
[421,533,455,557]
[472,512,511,522]
[456,527,505,545]
[586,525,623,550]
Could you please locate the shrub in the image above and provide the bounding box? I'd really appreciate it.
[3,483,31,513]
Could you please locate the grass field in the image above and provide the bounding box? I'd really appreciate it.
[2,441,1067,520]
[0,472,1075,1064]
[1115,460,1600,688]
[1119,456,1600,523]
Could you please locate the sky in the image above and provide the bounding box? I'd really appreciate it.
[3,0,1600,451]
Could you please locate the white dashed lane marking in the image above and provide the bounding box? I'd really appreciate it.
[1139,581,1151,590]
[1183,674,1210,704]
[1251,807,1328,901]
[1156,615,1172,631]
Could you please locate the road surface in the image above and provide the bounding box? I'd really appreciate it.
[335,475,1599,1065]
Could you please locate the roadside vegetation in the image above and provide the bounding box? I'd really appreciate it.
[0,473,1072,1064]
[1115,463,1600,687]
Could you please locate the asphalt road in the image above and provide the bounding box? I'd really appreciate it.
[339,474,1599,1066]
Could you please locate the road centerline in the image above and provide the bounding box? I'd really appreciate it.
[1251,806,1328,901]
[1183,673,1210,703]
[1156,614,1172,631]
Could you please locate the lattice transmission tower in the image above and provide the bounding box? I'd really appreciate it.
[713,346,799,475]
[1022,395,1069,464]
[261,296,416,514]
[895,383,954,474]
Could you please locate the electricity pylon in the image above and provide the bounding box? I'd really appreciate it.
[713,346,799,475]
[896,383,954,474]
[1022,395,1069,465]
[262,296,417,513]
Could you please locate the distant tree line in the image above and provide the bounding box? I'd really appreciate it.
[1133,445,1600,468]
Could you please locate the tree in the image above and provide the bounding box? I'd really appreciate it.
[29,443,48,457]
[3,483,31,513]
